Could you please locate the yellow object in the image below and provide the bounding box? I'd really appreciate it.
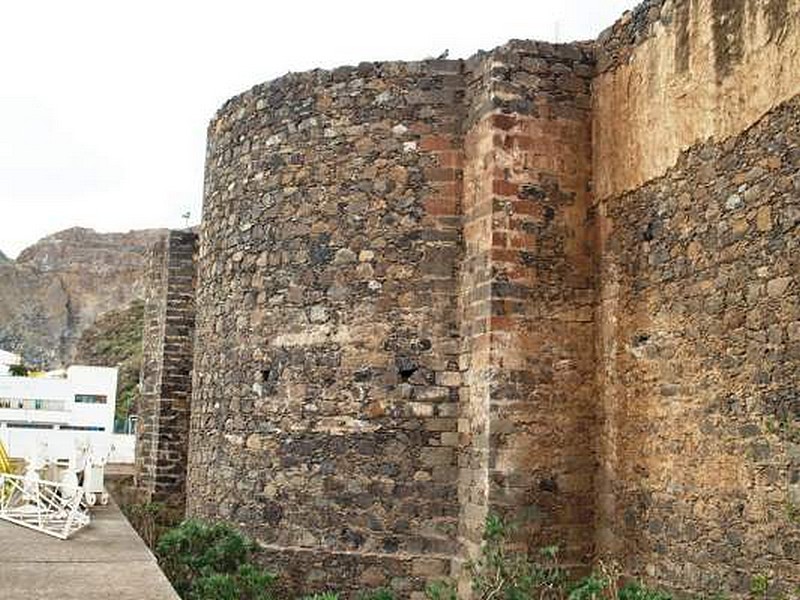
[0,439,12,474]
[0,439,12,500]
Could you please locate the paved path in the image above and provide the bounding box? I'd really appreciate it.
[0,501,179,600]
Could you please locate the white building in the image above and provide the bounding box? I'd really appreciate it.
[0,350,22,376]
[0,364,134,463]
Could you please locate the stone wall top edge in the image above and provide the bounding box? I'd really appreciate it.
[207,38,595,127]
[596,0,800,75]
[595,0,668,74]
[166,229,199,242]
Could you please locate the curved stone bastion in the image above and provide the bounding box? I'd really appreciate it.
[177,1,800,596]
[191,59,472,587]
[188,45,599,594]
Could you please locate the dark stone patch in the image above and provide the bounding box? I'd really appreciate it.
[674,0,692,73]
[309,233,332,265]
[765,0,790,43]
[538,476,558,493]
[642,220,658,241]
[395,356,418,382]
[711,0,745,80]
[519,184,548,200]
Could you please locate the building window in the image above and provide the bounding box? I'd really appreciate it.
[74,394,107,404]
[61,425,105,432]
[0,398,66,411]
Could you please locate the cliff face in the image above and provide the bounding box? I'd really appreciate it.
[0,227,167,368]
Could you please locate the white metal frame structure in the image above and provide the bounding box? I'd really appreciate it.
[0,471,90,539]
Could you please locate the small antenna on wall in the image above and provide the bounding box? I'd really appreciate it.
[181,211,191,228]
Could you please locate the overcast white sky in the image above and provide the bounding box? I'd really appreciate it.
[0,0,637,258]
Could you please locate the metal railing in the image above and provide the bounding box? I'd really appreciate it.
[0,472,90,539]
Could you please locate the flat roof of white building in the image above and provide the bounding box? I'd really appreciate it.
[0,350,21,366]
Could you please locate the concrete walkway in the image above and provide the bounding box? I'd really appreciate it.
[0,501,179,600]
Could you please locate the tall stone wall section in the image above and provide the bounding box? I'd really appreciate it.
[458,41,598,569]
[189,61,468,596]
[135,230,198,510]
[188,42,607,595]
[175,0,800,597]
[135,236,168,497]
[592,0,800,595]
[595,94,800,597]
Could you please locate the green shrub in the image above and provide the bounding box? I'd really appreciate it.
[467,514,566,600]
[569,573,611,600]
[188,573,240,600]
[8,364,28,377]
[188,564,275,600]
[156,519,275,600]
[567,561,623,600]
[425,580,457,600]
[749,574,770,600]
[618,581,672,600]
[358,589,394,600]
[301,593,340,600]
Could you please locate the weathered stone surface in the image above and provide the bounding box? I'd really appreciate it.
[596,96,800,597]
[188,59,465,596]
[135,231,198,510]
[593,0,800,199]
[458,39,597,567]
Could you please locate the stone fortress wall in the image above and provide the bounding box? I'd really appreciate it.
[135,0,800,597]
[592,0,800,592]
[189,61,467,592]
[135,230,198,511]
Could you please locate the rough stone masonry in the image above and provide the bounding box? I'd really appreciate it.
[135,0,800,597]
[135,230,197,512]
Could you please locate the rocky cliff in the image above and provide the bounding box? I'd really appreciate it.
[0,227,167,368]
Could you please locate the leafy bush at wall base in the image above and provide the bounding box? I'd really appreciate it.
[424,514,780,600]
[459,513,568,600]
[121,501,181,550]
[300,588,396,600]
[425,580,458,600]
[155,519,276,600]
[188,564,276,600]
[357,590,396,600]
[617,582,674,600]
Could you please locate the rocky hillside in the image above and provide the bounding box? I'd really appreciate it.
[0,250,9,264]
[0,227,166,368]
[74,300,145,432]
